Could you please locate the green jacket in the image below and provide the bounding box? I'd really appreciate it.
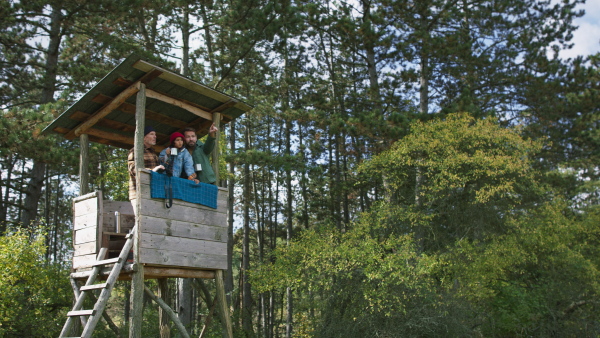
[190,136,216,184]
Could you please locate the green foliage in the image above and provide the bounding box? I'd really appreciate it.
[95,147,130,201]
[361,113,546,249]
[0,227,71,337]
[444,200,600,336]
[253,114,600,336]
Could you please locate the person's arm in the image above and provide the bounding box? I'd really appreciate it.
[202,136,215,154]
[158,149,168,167]
[183,151,197,181]
[203,123,218,154]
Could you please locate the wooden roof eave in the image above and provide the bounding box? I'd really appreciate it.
[41,54,253,149]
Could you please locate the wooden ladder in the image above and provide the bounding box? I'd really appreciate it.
[59,227,136,338]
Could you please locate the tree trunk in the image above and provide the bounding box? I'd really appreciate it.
[226,121,235,304]
[178,278,192,334]
[181,5,191,77]
[242,123,253,334]
[285,118,294,338]
[158,279,171,338]
[21,4,62,228]
[0,154,14,232]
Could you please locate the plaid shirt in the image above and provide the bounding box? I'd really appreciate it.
[128,146,159,200]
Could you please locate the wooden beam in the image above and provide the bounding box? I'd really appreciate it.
[70,266,216,280]
[70,111,169,147]
[144,267,216,279]
[146,88,213,121]
[85,128,134,146]
[91,94,189,129]
[71,111,135,133]
[138,69,164,84]
[184,100,235,135]
[215,270,233,338]
[212,112,221,186]
[113,77,216,113]
[144,285,190,338]
[56,126,131,149]
[130,83,146,338]
[79,134,89,196]
[66,81,141,140]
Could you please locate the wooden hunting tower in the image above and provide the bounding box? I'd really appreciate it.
[42,54,252,338]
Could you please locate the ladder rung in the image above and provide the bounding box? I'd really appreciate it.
[92,257,120,267]
[80,283,108,291]
[68,309,95,317]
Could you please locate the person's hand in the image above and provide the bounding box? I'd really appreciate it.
[152,165,165,172]
[166,148,171,155]
[209,123,218,137]
[193,179,199,184]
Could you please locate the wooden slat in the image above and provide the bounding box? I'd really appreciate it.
[103,201,135,214]
[140,232,227,255]
[74,197,98,217]
[73,191,99,204]
[74,241,97,256]
[140,247,227,270]
[141,216,227,243]
[143,266,215,279]
[68,310,95,317]
[73,253,98,269]
[74,213,98,231]
[80,283,108,291]
[74,227,97,245]
[139,198,227,227]
[65,81,141,139]
[146,88,213,121]
[91,257,120,267]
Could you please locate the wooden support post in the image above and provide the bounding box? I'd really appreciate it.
[158,278,170,338]
[130,83,146,338]
[215,270,233,338]
[69,278,86,334]
[144,285,190,338]
[86,290,121,336]
[212,112,221,186]
[79,134,89,195]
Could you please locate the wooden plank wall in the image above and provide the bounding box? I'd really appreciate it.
[103,201,135,233]
[72,191,103,270]
[138,171,228,270]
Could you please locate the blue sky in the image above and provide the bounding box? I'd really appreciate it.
[561,0,600,59]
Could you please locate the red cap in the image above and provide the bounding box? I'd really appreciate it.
[169,132,185,145]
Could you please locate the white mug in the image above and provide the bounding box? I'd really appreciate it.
[171,148,178,156]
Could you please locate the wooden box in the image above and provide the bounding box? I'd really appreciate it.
[71,170,228,272]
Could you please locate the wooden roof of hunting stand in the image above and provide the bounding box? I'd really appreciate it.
[43,53,251,149]
[45,54,250,338]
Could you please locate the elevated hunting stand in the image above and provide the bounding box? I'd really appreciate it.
[42,54,252,337]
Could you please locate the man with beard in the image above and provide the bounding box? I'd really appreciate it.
[183,124,218,185]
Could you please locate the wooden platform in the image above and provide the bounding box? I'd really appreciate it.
[71,265,216,281]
